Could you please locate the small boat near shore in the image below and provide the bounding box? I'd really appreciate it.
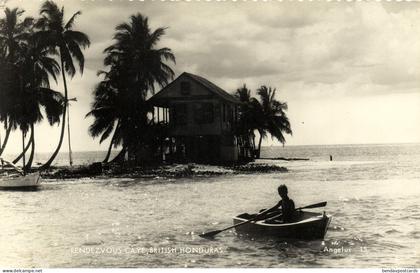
[0,158,41,189]
[0,172,41,189]
[233,211,331,240]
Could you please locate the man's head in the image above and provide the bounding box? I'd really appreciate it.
[278,184,289,199]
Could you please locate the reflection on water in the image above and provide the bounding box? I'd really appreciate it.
[0,144,419,267]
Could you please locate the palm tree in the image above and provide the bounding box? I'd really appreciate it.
[234,84,263,158]
[103,13,175,95]
[88,13,175,163]
[17,33,64,169]
[0,46,12,155]
[11,29,61,162]
[0,8,64,169]
[254,85,292,158]
[234,85,292,159]
[0,7,33,157]
[0,8,33,62]
[0,55,18,157]
[9,77,64,170]
[0,6,64,170]
[36,0,90,169]
[0,57,33,168]
[86,75,123,163]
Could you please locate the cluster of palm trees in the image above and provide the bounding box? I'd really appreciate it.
[0,1,90,170]
[86,14,175,164]
[0,2,290,168]
[86,13,291,164]
[234,85,292,159]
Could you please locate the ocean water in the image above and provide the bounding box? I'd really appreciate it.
[0,143,419,268]
[3,150,121,168]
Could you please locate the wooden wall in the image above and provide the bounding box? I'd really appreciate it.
[152,74,237,137]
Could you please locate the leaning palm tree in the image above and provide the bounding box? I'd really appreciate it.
[255,85,292,158]
[0,46,12,155]
[36,0,90,168]
[0,7,33,156]
[15,33,64,169]
[88,13,175,163]
[11,30,61,162]
[0,16,64,169]
[0,58,20,157]
[86,75,124,163]
[8,73,64,170]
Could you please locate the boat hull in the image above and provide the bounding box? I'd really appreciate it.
[0,172,41,189]
[233,211,331,240]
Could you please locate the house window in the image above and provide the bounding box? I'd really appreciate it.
[173,104,187,125]
[194,103,214,124]
[180,81,191,95]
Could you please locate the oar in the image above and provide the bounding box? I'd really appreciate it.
[199,201,327,238]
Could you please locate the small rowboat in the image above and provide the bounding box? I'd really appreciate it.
[0,172,41,189]
[0,158,41,189]
[233,211,331,240]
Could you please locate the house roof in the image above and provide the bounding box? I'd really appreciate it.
[184,72,240,104]
[149,72,241,106]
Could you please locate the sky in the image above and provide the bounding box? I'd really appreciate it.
[1,0,420,155]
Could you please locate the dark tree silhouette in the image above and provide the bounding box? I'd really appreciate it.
[88,13,175,163]
[36,1,90,168]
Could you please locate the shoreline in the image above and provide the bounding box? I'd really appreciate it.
[38,161,289,180]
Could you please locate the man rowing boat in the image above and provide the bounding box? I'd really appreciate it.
[259,184,296,223]
[199,188,328,238]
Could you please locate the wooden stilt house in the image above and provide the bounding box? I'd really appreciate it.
[148,72,252,164]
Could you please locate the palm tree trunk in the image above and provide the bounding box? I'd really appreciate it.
[21,130,26,170]
[41,102,66,169]
[103,137,114,163]
[103,122,120,163]
[25,124,35,170]
[110,145,126,164]
[13,129,32,164]
[0,120,12,157]
[102,139,114,163]
[257,131,263,159]
[67,102,73,166]
[41,56,68,169]
[22,66,36,168]
[251,132,256,159]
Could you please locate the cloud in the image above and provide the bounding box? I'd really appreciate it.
[175,41,282,79]
[2,0,420,152]
[245,2,325,29]
[7,0,419,97]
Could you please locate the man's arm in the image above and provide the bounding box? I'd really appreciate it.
[257,201,282,219]
[266,201,282,213]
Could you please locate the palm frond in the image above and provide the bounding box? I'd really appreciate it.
[36,87,65,125]
[66,38,85,74]
[64,30,90,48]
[64,11,81,30]
[60,45,76,77]
[99,122,115,143]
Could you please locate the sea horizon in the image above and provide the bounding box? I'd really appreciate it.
[3,141,419,156]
